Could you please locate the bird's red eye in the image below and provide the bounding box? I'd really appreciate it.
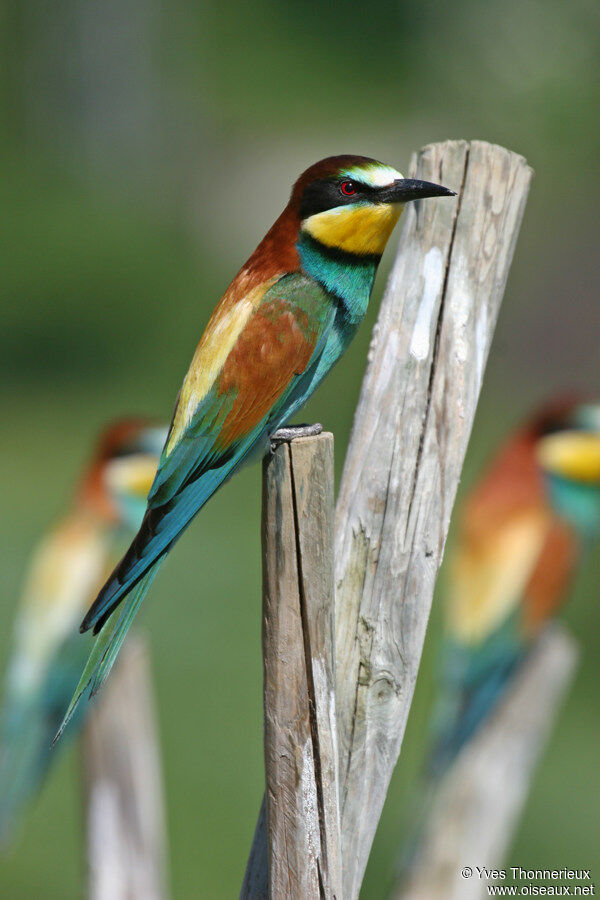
[340,180,357,196]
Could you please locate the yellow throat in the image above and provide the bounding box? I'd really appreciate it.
[303,202,402,256]
[537,431,600,483]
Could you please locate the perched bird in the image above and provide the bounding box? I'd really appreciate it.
[428,399,600,775]
[0,419,166,839]
[58,155,454,734]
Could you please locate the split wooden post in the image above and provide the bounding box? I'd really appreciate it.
[82,635,169,900]
[241,432,341,899]
[243,139,532,898]
[395,625,579,900]
[334,140,533,899]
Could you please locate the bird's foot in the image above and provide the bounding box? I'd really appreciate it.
[270,423,323,450]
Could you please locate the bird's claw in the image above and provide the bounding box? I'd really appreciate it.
[270,423,323,450]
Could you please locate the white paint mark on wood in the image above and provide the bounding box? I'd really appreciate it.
[410,247,444,361]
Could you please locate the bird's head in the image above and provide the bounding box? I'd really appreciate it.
[534,401,600,540]
[291,155,454,257]
[79,419,167,529]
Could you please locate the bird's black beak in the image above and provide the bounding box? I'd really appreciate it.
[382,178,456,204]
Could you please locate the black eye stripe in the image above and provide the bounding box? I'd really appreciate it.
[300,178,377,218]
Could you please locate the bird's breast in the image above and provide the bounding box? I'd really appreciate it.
[296,234,378,325]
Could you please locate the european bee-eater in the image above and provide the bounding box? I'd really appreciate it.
[0,419,166,839]
[428,399,600,774]
[58,155,454,735]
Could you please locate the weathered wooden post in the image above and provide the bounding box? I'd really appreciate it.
[244,139,532,899]
[82,636,169,900]
[242,432,341,899]
[394,625,579,900]
[334,140,532,899]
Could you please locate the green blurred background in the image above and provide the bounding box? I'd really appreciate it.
[1,0,599,895]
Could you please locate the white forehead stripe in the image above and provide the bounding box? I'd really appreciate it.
[341,163,403,188]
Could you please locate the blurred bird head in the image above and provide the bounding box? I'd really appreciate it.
[534,401,600,539]
[292,155,454,257]
[78,419,167,529]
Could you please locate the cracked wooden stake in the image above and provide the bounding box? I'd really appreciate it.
[241,432,341,899]
[82,636,169,900]
[334,140,533,899]
[395,625,579,900]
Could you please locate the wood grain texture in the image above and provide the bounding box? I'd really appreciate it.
[334,140,533,899]
[82,636,169,900]
[395,626,578,900]
[242,432,341,899]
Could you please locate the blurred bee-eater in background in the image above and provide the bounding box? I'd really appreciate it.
[58,155,454,734]
[429,399,600,776]
[0,419,166,840]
